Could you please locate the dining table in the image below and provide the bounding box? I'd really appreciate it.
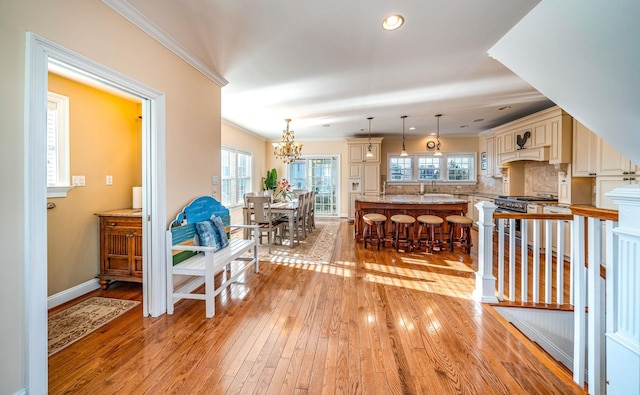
[243,199,300,248]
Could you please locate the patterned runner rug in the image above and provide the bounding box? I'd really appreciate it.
[48,297,140,356]
[235,220,340,265]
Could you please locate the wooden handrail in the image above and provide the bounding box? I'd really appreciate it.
[570,204,618,221]
[493,212,573,221]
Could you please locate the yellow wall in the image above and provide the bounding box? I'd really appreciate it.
[46,73,141,296]
[0,1,222,392]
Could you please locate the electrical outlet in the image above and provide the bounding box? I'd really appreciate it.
[106,175,113,185]
[72,175,86,186]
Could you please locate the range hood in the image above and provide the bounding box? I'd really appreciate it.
[499,146,549,165]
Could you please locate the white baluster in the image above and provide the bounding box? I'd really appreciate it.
[520,218,528,302]
[573,214,586,388]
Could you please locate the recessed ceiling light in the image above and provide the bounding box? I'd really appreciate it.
[322,124,331,127]
[498,106,511,111]
[473,118,484,122]
[409,127,415,130]
[382,14,404,31]
[460,125,468,128]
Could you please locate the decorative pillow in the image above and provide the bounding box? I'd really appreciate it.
[211,216,229,250]
[195,220,217,248]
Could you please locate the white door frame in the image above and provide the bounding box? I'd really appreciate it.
[25,33,167,393]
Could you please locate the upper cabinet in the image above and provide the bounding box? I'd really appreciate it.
[572,120,638,177]
[481,134,501,178]
[598,138,638,176]
[572,119,598,176]
[493,106,571,166]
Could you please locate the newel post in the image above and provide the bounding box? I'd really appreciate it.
[473,200,498,303]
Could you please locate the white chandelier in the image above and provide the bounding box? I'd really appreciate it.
[272,118,303,164]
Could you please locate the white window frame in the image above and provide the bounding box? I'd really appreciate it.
[47,92,71,198]
[221,145,253,208]
[387,151,477,184]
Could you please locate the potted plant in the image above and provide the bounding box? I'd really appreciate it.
[262,168,278,191]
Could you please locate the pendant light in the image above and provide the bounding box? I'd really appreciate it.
[434,114,443,157]
[400,115,408,157]
[366,117,374,158]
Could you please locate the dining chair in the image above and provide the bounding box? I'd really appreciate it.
[245,195,285,253]
[282,192,306,243]
[306,191,316,232]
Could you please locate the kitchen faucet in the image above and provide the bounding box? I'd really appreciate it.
[431,180,437,193]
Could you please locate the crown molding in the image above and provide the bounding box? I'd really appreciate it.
[102,0,228,87]
[222,119,266,141]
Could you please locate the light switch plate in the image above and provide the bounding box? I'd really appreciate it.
[212,176,219,185]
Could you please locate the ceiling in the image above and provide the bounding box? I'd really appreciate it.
[124,0,554,141]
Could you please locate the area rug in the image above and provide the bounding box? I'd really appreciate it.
[48,297,140,356]
[235,220,340,265]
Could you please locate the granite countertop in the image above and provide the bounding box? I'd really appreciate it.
[96,208,143,217]
[357,194,467,204]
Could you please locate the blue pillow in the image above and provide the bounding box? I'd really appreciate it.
[211,216,229,250]
[195,220,217,247]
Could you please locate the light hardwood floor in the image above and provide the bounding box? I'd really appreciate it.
[48,219,585,394]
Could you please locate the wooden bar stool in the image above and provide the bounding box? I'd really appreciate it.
[362,213,387,250]
[446,215,473,253]
[391,214,416,252]
[416,215,444,253]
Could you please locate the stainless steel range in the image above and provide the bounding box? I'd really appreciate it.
[493,195,558,237]
[494,195,558,213]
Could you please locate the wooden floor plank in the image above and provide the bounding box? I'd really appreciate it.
[48,219,585,394]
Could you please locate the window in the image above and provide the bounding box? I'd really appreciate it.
[389,156,413,181]
[221,146,252,207]
[47,92,70,197]
[417,157,441,181]
[387,152,476,183]
[447,155,473,181]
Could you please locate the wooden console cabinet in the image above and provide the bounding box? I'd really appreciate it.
[97,209,143,289]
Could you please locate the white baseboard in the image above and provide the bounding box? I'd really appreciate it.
[47,279,101,309]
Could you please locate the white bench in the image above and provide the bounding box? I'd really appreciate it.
[166,197,259,318]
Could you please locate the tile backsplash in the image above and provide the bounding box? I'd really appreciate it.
[523,162,559,196]
[381,161,561,197]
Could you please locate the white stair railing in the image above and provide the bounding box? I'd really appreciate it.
[487,211,573,305]
[473,197,634,393]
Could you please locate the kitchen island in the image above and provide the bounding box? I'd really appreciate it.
[354,194,469,242]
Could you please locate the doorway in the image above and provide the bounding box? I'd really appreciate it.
[25,33,167,392]
[288,155,339,216]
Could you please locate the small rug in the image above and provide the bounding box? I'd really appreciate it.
[235,220,340,265]
[48,297,140,356]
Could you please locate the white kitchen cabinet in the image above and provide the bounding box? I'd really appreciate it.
[572,120,598,177]
[346,137,383,220]
[548,113,572,164]
[482,135,501,178]
[492,106,571,166]
[596,176,639,210]
[597,138,638,176]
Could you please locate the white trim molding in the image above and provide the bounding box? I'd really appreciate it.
[102,0,228,87]
[47,279,101,309]
[25,32,168,393]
